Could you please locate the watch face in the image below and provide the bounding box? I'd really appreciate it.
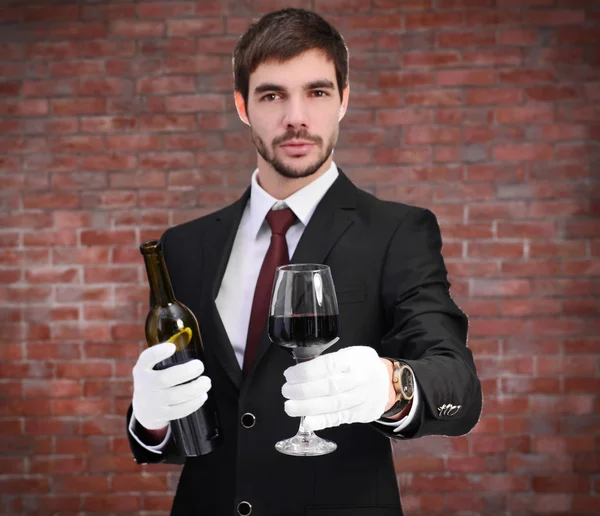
[400,366,414,400]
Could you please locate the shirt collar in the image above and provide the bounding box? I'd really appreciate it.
[248,161,339,239]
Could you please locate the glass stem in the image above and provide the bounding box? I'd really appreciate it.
[294,355,314,444]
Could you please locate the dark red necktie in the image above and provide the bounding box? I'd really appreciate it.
[243,208,297,376]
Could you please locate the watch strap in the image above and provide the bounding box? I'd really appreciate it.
[380,358,414,419]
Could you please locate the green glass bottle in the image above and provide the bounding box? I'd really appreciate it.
[140,240,222,456]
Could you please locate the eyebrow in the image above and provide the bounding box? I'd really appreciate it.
[253,79,336,95]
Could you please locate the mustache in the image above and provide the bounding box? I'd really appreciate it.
[273,130,322,146]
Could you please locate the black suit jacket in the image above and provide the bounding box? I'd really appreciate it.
[126,169,482,516]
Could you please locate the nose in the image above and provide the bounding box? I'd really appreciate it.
[283,97,308,130]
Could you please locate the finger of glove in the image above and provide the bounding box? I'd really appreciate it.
[284,386,368,417]
[282,372,356,400]
[303,412,345,432]
[155,359,205,389]
[136,343,176,370]
[164,375,211,406]
[283,346,375,384]
[165,393,208,421]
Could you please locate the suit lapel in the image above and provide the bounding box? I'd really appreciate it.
[244,169,358,381]
[202,188,250,391]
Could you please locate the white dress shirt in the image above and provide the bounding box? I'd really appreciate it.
[130,161,419,452]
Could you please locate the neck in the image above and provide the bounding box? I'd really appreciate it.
[256,156,333,200]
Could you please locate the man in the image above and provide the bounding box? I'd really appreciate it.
[127,8,482,516]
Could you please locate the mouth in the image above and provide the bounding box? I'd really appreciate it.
[279,141,315,156]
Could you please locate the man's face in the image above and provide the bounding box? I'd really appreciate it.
[243,49,347,180]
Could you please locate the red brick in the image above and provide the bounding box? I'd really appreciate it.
[404,126,462,144]
[498,28,538,45]
[465,11,522,26]
[566,221,600,239]
[81,230,136,246]
[471,279,530,297]
[402,51,460,68]
[405,12,462,30]
[493,143,553,161]
[106,134,161,151]
[55,475,110,493]
[80,3,138,20]
[564,377,600,394]
[345,14,405,30]
[80,116,137,132]
[51,98,106,115]
[376,108,434,126]
[501,261,561,278]
[81,154,137,171]
[499,68,556,84]
[25,41,77,59]
[139,494,175,511]
[377,71,435,88]
[137,76,196,94]
[527,86,585,102]
[437,69,495,86]
[524,9,585,26]
[56,362,112,379]
[49,61,105,80]
[497,105,554,124]
[110,20,165,38]
[374,147,431,165]
[465,49,523,67]
[437,30,495,48]
[468,242,525,259]
[84,494,141,512]
[167,18,224,36]
[572,495,600,514]
[467,88,524,105]
[0,478,50,494]
[47,22,107,40]
[137,1,195,18]
[164,55,223,74]
[79,40,136,58]
[497,221,556,238]
[405,89,462,106]
[470,319,528,336]
[49,136,105,153]
[139,114,196,131]
[509,454,572,474]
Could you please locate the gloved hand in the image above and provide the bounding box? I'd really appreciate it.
[132,342,212,430]
[282,346,390,432]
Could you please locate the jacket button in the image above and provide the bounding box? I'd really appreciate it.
[241,412,256,429]
[237,501,252,515]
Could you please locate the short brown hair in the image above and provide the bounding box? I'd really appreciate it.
[233,8,349,108]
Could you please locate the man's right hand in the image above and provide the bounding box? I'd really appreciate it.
[132,342,212,432]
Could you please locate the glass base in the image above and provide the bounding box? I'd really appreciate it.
[275,432,337,457]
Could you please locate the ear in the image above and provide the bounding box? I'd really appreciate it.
[234,91,250,126]
[339,85,350,122]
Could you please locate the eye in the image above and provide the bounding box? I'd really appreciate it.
[261,93,280,102]
[312,90,328,97]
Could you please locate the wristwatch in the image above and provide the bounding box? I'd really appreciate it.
[380,358,415,420]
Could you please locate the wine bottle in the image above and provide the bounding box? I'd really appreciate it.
[140,239,222,456]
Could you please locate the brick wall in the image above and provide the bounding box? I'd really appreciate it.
[1,1,598,514]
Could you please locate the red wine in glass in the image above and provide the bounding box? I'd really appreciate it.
[268,263,340,456]
[268,314,339,361]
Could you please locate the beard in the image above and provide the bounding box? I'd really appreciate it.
[251,127,336,179]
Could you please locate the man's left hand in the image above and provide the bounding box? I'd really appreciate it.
[282,346,390,432]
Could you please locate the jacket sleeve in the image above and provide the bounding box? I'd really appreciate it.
[126,404,185,465]
[373,207,482,440]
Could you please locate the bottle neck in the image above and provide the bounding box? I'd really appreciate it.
[142,249,175,307]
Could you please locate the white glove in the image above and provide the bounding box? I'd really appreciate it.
[282,346,390,432]
[132,342,212,430]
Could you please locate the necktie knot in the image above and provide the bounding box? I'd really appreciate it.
[266,207,296,236]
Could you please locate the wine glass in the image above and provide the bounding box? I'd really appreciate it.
[268,263,340,456]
